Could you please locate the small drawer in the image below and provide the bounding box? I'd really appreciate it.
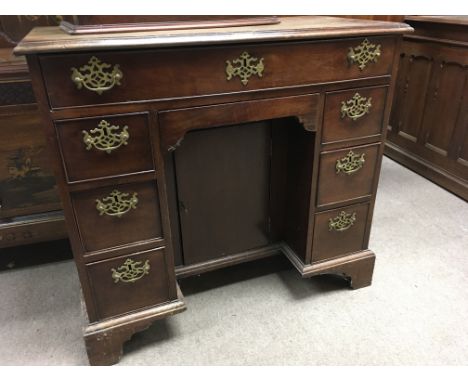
[317,143,380,207]
[55,113,154,182]
[312,203,370,262]
[40,37,395,108]
[322,86,388,146]
[86,247,172,320]
[71,181,163,253]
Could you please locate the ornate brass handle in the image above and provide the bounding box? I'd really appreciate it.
[95,190,138,218]
[341,93,372,121]
[329,211,356,232]
[336,150,366,175]
[82,120,129,154]
[226,51,264,86]
[347,38,381,70]
[111,258,150,283]
[71,56,123,95]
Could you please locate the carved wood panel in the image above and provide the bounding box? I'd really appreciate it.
[390,51,433,142]
[421,60,467,157]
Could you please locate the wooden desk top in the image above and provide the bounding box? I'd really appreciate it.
[14,16,412,55]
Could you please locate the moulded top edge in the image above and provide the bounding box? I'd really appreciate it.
[14,16,413,56]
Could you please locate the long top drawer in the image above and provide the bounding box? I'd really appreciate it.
[39,37,396,108]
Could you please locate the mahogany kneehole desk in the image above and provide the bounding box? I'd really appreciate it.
[15,16,412,365]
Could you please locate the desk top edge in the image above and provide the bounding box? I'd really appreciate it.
[404,15,468,26]
[14,16,413,55]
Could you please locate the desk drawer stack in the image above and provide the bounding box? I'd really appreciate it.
[15,16,411,365]
[313,85,389,263]
[50,110,181,322]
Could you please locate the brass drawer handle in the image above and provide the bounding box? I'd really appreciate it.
[336,150,366,175]
[82,120,129,154]
[71,56,123,95]
[226,51,264,86]
[111,258,150,283]
[347,38,381,70]
[341,93,372,121]
[95,190,138,218]
[329,211,356,232]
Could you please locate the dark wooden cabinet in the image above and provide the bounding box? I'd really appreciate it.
[386,16,468,200]
[16,16,411,365]
[0,16,67,248]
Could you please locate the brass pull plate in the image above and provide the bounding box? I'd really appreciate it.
[341,93,372,121]
[328,211,356,232]
[347,38,381,70]
[71,56,123,94]
[82,120,129,154]
[95,190,138,218]
[111,258,150,283]
[336,150,366,175]
[226,51,264,85]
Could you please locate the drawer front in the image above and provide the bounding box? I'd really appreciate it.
[86,248,171,320]
[317,143,380,207]
[40,37,396,108]
[312,203,369,262]
[55,113,154,182]
[322,86,388,145]
[72,181,163,253]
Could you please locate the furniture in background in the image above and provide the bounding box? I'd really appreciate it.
[16,16,411,365]
[0,16,67,249]
[340,16,405,23]
[386,16,468,200]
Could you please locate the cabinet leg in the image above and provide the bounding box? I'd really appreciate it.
[337,251,376,289]
[84,318,159,366]
[83,287,186,365]
[284,246,377,290]
[84,328,128,366]
[84,314,174,365]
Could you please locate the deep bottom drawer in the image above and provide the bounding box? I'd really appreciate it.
[312,203,370,262]
[86,247,172,320]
